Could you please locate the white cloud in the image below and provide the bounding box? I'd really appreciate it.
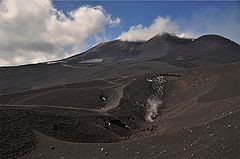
[118,16,192,41]
[119,8,240,43]
[0,0,120,66]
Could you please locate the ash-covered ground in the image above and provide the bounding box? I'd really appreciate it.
[0,33,240,159]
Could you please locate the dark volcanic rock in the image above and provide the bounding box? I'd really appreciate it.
[159,34,240,67]
[65,40,143,63]
[66,33,193,63]
[1,33,240,159]
[137,33,193,59]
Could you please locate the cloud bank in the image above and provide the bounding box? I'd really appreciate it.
[0,0,120,66]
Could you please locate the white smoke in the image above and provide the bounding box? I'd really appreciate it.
[145,96,163,122]
[118,16,192,42]
[119,8,240,43]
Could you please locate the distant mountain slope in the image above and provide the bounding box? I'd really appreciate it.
[158,34,240,67]
[65,33,240,67]
[136,33,193,59]
[65,40,143,64]
[64,33,193,64]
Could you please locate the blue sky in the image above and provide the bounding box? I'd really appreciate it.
[53,1,240,43]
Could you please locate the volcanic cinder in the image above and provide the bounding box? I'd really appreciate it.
[0,33,240,159]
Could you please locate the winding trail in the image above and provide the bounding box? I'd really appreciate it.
[98,85,124,112]
[0,78,128,114]
[0,104,101,112]
[97,78,131,112]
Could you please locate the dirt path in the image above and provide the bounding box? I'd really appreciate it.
[0,104,104,113]
[99,85,124,112]
[0,78,128,115]
[0,81,126,113]
[98,78,131,112]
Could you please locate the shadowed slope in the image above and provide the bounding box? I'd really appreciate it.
[159,34,240,67]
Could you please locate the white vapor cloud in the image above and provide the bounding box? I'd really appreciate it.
[0,0,120,66]
[118,16,192,41]
[119,8,240,43]
[145,96,163,122]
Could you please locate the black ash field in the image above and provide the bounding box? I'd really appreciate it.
[0,33,240,159]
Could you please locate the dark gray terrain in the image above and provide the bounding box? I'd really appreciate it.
[0,33,240,159]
